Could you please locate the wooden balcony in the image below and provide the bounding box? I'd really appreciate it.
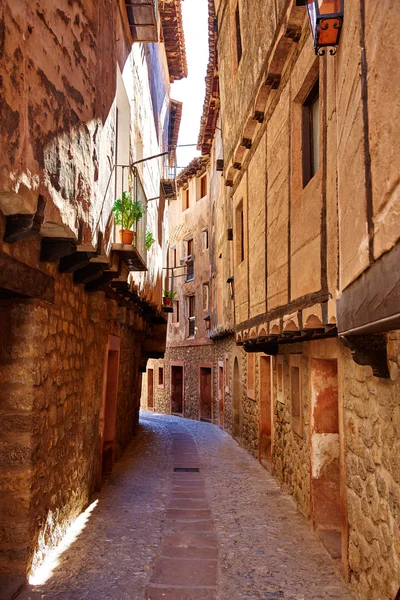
[111,243,147,272]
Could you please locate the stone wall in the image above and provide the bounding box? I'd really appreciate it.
[0,271,147,595]
[343,332,400,599]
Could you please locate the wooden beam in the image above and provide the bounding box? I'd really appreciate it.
[337,241,400,335]
[0,251,55,303]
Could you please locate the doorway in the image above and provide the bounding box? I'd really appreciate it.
[259,356,272,470]
[96,335,121,490]
[218,364,224,428]
[233,357,242,437]
[171,365,184,415]
[310,359,343,563]
[199,366,212,422]
[148,368,154,410]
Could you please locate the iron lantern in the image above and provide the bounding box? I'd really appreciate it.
[297,0,344,55]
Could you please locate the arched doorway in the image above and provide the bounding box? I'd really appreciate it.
[233,357,242,437]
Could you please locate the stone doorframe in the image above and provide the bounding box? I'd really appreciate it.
[96,334,121,490]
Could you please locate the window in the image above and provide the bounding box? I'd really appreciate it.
[247,353,255,399]
[173,300,180,324]
[200,175,207,198]
[235,201,245,264]
[188,296,195,337]
[186,238,194,281]
[276,355,284,405]
[302,79,320,187]
[182,187,190,211]
[202,229,209,251]
[235,4,242,65]
[225,358,229,390]
[170,246,177,268]
[158,367,164,387]
[203,283,209,311]
[290,355,303,437]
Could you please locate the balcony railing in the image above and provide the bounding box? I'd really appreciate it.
[188,317,195,337]
[110,165,148,272]
[160,148,177,200]
[186,258,194,281]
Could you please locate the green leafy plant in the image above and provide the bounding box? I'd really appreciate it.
[145,231,156,250]
[163,289,177,300]
[112,192,146,230]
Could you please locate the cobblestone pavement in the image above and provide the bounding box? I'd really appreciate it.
[18,412,353,600]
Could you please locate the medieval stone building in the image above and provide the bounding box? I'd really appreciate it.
[0,1,186,597]
[141,1,400,598]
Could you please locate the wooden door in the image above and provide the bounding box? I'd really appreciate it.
[259,356,272,470]
[199,367,212,422]
[96,336,121,490]
[171,366,183,414]
[148,369,154,410]
[218,366,224,428]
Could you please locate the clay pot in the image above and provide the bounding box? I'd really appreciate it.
[120,229,135,245]
[163,297,172,306]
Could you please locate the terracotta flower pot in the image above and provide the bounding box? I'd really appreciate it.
[163,297,172,306]
[120,229,135,245]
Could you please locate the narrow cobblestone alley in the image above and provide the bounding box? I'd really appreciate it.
[18,413,353,600]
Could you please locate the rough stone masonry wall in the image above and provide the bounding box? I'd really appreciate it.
[0,272,145,592]
[343,332,400,600]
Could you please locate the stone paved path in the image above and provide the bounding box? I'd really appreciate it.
[18,412,353,600]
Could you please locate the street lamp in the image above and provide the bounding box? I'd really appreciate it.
[297,0,344,56]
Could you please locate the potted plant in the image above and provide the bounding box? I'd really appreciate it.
[112,192,146,245]
[145,231,156,251]
[162,289,177,307]
[112,191,135,245]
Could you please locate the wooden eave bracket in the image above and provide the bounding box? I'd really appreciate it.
[3,196,46,244]
[340,334,390,379]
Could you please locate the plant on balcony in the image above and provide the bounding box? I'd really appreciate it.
[162,289,177,306]
[145,231,156,251]
[113,192,146,245]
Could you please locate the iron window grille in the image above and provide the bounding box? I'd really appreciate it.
[186,257,194,281]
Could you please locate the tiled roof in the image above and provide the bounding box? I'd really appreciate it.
[160,0,188,82]
[176,156,210,189]
[198,0,219,155]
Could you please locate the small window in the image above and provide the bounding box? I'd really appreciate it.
[247,353,255,399]
[173,300,180,324]
[225,358,229,389]
[158,367,164,387]
[277,363,283,392]
[186,238,194,281]
[235,201,245,264]
[170,246,177,268]
[182,187,190,211]
[200,175,207,198]
[276,355,284,404]
[203,283,209,311]
[302,79,320,187]
[202,229,209,251]
[188,296,195,337]
[235,4,242,65]
[290,355,302,437]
